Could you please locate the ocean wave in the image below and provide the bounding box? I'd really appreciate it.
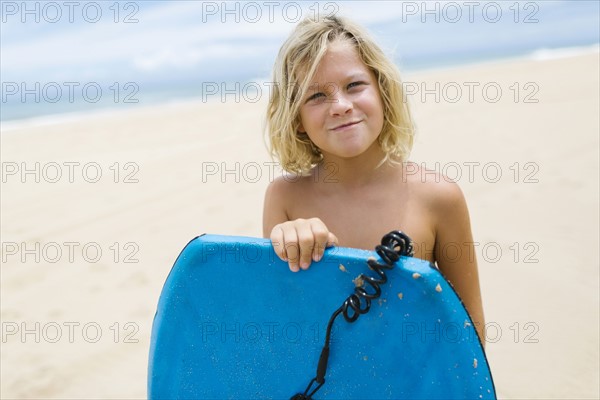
[529,43,600,61]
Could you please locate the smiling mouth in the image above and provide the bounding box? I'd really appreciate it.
[331,121,361,131]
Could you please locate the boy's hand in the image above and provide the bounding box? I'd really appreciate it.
[270,218,338,272]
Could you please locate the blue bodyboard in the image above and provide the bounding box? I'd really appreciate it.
[148,234,495,399]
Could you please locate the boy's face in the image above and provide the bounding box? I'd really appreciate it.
[297,40,385,161]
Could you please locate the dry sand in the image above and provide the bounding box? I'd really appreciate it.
[1,52,598,398]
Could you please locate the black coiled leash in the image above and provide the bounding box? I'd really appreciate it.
[291,230,414,400]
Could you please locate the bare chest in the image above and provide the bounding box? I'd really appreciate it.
[287,186,436,263]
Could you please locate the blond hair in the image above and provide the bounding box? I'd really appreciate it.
[266,14,415,174]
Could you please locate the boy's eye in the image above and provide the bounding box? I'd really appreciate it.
[305,81,365,103]
[307,92,325,102]
[348,81,365,89]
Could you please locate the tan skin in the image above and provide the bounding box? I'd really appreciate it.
[263,40,485,346]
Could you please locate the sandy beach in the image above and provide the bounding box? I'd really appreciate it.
[1,52,598,399]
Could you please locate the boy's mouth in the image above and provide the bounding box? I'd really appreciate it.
[331,120,362,131]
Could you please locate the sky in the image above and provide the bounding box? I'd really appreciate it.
[1,0,599,121]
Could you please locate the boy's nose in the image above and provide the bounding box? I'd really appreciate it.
[329,93,353,116]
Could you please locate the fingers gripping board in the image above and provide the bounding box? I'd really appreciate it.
[148,234,495,399]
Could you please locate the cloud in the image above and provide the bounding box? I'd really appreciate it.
[131,43,269,72]
[1,0,596,84]
[0,1,300,80]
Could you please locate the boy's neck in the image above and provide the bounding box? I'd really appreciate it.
[317,147,396,189]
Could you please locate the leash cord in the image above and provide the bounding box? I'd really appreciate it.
[290,230,414,400]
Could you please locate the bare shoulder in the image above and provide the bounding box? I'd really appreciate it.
[265,174,292,199]
[264,172,313,201]
[402,162,474,254]
[262,173,314,237]
[402,161,467,212]
[264,175,294,215]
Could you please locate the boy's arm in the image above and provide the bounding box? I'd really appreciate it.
[263,177,338,271]
[262,177,289,238]
[433,181,486,348]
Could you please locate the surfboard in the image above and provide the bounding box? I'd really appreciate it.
[148,232,496,399]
